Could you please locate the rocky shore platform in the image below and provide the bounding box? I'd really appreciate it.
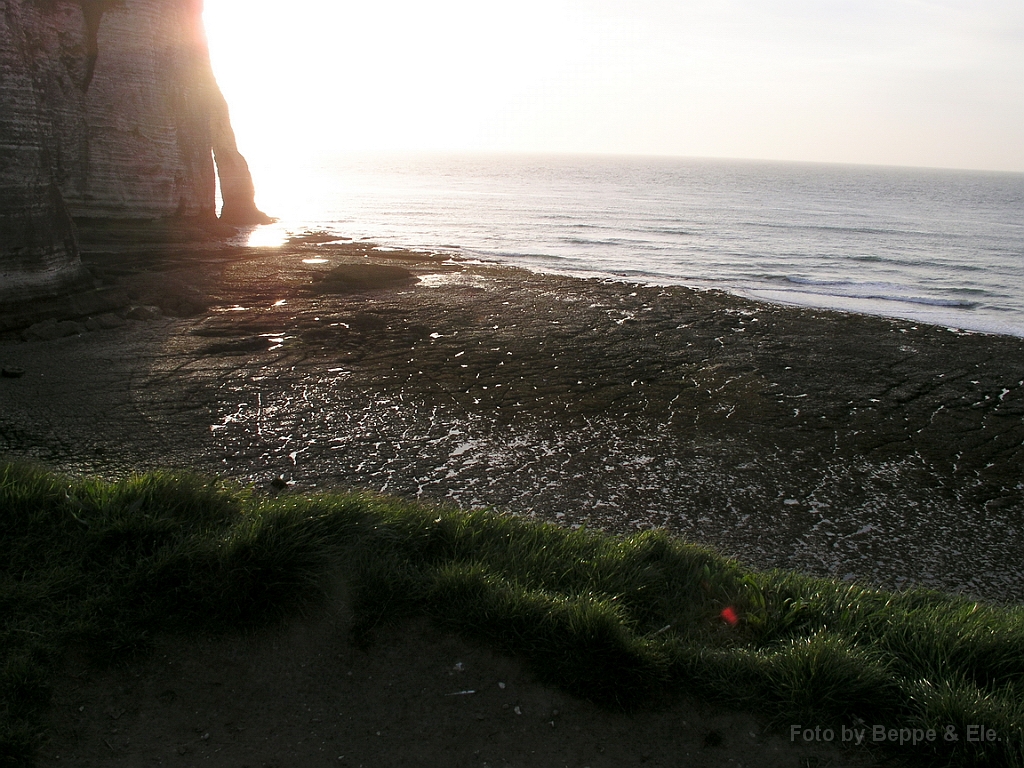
[3,234,1023,604]
[6,233,1023,767]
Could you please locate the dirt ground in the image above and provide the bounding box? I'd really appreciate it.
[40,594,886,768]
[5,231,1023,766]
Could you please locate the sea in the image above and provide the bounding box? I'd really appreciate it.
[246,153,1024,338]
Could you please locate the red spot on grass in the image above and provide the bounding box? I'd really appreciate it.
[720,606,739,626]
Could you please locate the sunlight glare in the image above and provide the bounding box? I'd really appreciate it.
[203,0,600,165]
[244,223,290,248]
[203,0,1024,175]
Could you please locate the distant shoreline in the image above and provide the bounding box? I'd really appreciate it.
[245,153,1024,338]
[443,255,1024,340]
[231,226,1024,341]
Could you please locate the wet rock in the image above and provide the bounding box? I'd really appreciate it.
[126,305,161,321]
[301,326,348,343]
[6,244,1024,605]
[316,264,417,292]
[201,337,268,355]
[347,312,389,333]
[84,313,128,332]
[22,319,86,341]
[124,272,212,318]
[97,312,127,328]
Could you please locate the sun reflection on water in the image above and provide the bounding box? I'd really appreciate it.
[244,224,290,248]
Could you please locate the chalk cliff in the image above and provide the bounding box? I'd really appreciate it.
[0,0,90,302]
[0,0,268,305]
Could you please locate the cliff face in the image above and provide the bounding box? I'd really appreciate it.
[66,0,268,222]
[0,0,268,305]
[0,0,90,302]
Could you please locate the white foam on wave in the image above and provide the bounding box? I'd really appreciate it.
[737,286,1024,337]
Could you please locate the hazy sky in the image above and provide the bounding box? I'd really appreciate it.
[204,0,1024,173]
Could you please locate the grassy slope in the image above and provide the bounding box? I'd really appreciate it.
[2,462,1022,767]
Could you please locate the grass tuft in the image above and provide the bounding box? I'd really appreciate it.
[2,462,1023,766]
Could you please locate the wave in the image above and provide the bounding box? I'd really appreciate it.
[777,277,982,308]
[642,227,698,237]
[754,221,909,237]
[559,236,652,247]
[483,249,572,263]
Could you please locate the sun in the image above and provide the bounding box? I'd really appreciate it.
[201,0,627,174]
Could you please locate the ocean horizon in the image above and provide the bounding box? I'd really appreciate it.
[241,152,1024,338]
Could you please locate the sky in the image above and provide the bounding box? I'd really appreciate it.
[203,0,1024,173]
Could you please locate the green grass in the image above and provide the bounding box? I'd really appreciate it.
[2,461,1023,766]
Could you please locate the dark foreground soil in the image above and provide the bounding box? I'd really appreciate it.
[3,232,1023,766]
[40,596,883,768]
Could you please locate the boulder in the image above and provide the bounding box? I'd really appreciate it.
[317,264,418,292]
[22,318,86,341]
